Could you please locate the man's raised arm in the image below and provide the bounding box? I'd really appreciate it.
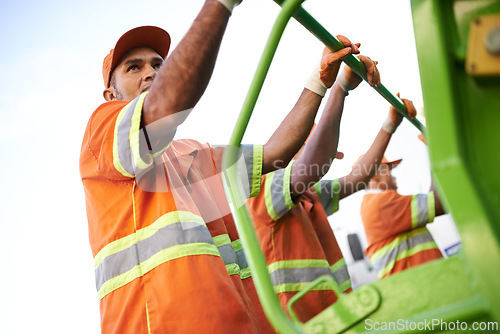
[339,93,417,199]
[262,36,360,174]
[143,0,239,126]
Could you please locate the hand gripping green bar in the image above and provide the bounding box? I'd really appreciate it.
[271,0,427,133]
[222,0,426,333]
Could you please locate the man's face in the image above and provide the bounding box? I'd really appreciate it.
[106,47,163,102]
[374,164,398,190]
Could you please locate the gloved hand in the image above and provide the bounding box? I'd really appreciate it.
[305,35,360,97]
[218,0,242,13]
[418,133,426,144]
[336,55,380,95]
[382,93,417,133]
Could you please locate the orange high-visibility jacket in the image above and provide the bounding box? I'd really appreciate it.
[360,189,442,278]
[246,161,351,323]
[80,92,273,334]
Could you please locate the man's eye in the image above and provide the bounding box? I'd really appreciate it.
[127,65,139,72]
[153,62,162,69]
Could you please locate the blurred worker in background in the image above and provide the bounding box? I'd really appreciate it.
[247,55,417,322]
[360,107,445,279]
[79,0,362,332]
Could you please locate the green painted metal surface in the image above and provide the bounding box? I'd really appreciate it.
[223,0,500,332]
[409,0,500,326]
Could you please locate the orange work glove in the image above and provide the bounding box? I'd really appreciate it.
[336,55,380,95]
[382,93,417,133]
[305,35,360,97]
[320,35,360,88]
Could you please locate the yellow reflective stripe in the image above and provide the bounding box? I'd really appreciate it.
[129,92,152,170]
[331,179,340,214]
[239,267,252,279]
[213,235,246,276]
[113,102,135,178]
[97,242,219,300]
[273,281,334,294]
[98,264,142,300]
[94,234,137,270]
[370,227,429,263]
[428,191,436,223]
[225,263,240,276]
[283,161,295,209]
[94,211,206,268]
[212,234,231,247]
[377,240,439,278]
[232,239,252,278]
[250,145,263,197]
[370,235,404,263]
[146,301,151,334]
[339,279,351,292]
[232,239,242,252]
[152,142,171,159]
[264,173,279,221]
[268,259,330,273]
[330,258,346,272]
[411,194,419,228]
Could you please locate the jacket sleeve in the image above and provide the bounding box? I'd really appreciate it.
[254,161,297,222]
[111,92,173,178]
[409,192,436,229]
[376,191,436,236]
[312,179,341,216]
[212,144,264,199]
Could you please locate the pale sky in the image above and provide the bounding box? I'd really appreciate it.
[0,0,459,332]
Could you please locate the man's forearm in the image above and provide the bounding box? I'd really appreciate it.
[289,83,346,196]
[339,124,392,199]
[262,89,322,174]
[144,0,230,125]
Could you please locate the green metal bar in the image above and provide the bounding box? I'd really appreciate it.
[272,0,427,134]
[222,0,308,333]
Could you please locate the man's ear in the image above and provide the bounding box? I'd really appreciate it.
[103,87,115,101]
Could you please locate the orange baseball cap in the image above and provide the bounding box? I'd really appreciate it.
[381,156,402,169]
[102,26,171,88]
[353,155,402,169]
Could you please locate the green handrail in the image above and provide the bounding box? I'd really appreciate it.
[222,1,308,333]
[272,0,427,134]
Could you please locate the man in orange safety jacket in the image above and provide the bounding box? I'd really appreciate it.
[361,131,446,279]
[79,1,362,332]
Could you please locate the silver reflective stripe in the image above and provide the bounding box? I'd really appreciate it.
[95,222,214,291]
[372,230,436,273]
[269,168,288,218]
[332,265,350,287]
[314,179,339,215]
[217,244,238,266]
[317,180,333,214]
[416,194,430,226]
[241,145,254,193]
[116,96,140,176]
[270,267,333,286]
[235,248,249,270]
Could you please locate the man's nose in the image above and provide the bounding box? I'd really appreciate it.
[144,66,157,81]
